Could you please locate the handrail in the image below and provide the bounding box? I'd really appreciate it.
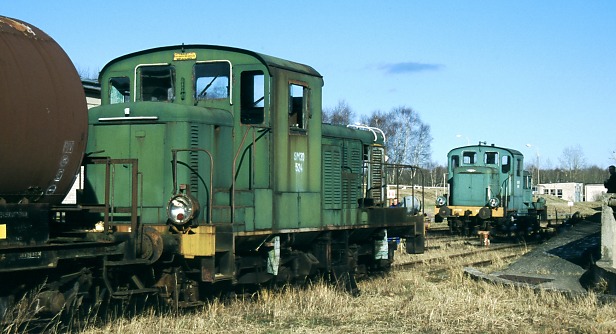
[385,163,425,215]
[231,127,253,224]
[85,157,139,259]
[346,124,386,143]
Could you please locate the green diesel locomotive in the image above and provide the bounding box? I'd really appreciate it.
[80,44,425,302]
[434,143,546,238]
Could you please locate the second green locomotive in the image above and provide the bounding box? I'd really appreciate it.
[434,143,546,237]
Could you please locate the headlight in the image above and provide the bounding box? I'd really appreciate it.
[435,196,446,207]
[167,193,200,226]
[488,197,500,208]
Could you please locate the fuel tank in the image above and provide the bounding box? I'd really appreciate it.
[0,16,87,204]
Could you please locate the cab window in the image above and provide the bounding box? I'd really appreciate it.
[195,62,230,101]
[240,71,265,124]
[139,65,175,102]
[109,77,130,104]
[484,152,498,165]
[451,155,460,168]
[516,158,522,176]
[502,155,511,173]
[289,83,308,130]
[462,151,476,164]
[524,172,532,189]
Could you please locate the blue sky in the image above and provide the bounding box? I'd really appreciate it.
[3,1,615,168]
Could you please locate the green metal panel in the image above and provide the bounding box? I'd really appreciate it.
[268,65,324,232]
[452,166,498,206]
[251,130,272,189]
[254,188,273,230]
[288,136,309,192]
[87,101,233,226]
[86,123,165,223]
[85,124,131,205]
[233,126,272,190]
[274,192,321,230]
[276,193,299,229]
[130,124,165,206]
[299,193,321,228]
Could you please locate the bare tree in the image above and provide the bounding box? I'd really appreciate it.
[558,145,586,181]
[361,106,432,167]
[322,100,355,125]
[76,65,99,81]
[424,161,447,187]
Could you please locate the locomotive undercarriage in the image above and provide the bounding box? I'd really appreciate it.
[0,222,406,324]
[447,210,543,240]
[2,164,423,321]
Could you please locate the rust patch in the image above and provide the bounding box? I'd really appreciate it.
[0,17,36,36]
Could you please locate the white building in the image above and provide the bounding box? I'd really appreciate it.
[536,182,583,202]
[585,184,606,202]
[62,81,101,204]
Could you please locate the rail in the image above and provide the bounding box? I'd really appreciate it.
[385,163,426,215]
[231,127,254,224]
[346,124,386,142]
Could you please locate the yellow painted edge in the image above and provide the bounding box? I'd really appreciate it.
[435,206,505,218]
[180,225,216,258]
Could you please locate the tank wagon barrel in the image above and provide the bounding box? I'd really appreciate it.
[0,16,87,205]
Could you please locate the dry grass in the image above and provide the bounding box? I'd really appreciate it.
[65,246,616,334]
[73,275,616,334]
[540,195,602,220]
[5,216,609,334]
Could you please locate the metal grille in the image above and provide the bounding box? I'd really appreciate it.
[342,144,362,205]
[322,146,342,209]
[369,147,384,203]
[190,125,199,196]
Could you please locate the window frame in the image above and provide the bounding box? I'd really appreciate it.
[501,155,511,173]
[193,60,233,105]
[462,151,477,165]
[109,76,130,104]
[484,151,499,165]
[240,70,266,125]
[288,81,309,133]
[134,63,176,103]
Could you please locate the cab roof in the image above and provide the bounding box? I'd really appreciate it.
[99,44,322,78]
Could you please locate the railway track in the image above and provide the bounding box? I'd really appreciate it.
[395,243,530,270]
[393,232,534,278]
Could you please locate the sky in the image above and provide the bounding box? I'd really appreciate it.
[3,1,615,168]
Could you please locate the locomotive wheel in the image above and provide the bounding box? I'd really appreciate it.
[439,206,452,218]
[478,207,492,220]
[138,227,164,264]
